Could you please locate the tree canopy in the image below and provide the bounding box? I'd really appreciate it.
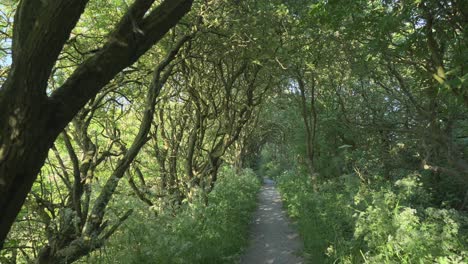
[0,0,466,263]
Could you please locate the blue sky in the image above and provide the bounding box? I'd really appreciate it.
[0,37,11,67]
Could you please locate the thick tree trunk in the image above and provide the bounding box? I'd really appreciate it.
[0,101,57,250]
[0,0,90,248]
[0,0,193,249]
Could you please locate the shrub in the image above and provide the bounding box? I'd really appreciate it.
[277,171,468,264]
[88,167,260,264]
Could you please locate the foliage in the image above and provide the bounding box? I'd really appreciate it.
[252,1,468,262]
[1,0,279,262]
[86,167,260,264]
[0,0,467,263]
[277,169,468,264]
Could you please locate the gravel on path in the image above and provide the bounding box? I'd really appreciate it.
[240,179,304,264]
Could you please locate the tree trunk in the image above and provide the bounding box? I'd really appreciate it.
[0,0,193,248]
[296,74,318,191]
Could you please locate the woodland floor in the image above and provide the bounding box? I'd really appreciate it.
[240,179,304,264]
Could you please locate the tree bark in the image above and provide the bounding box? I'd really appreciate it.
[297,73,318,190]
[0,0,193,249]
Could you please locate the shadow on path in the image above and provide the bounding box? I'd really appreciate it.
[240,178,303,264]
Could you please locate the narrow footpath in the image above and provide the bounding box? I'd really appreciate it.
[240,179,304,264]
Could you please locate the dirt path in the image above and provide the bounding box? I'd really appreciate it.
[240,179,304,264]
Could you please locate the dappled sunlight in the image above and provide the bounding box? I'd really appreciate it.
[241,179,303,264]
[1,0,466,263]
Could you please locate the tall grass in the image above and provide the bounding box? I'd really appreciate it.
[87,167,260,264]
[277,171,468,264]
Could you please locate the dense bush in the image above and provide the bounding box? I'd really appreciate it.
[87,167,260,264]
[278,171,468,264]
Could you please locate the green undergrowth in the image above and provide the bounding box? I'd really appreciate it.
[88,167,260,264]
[277,171,468,264]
